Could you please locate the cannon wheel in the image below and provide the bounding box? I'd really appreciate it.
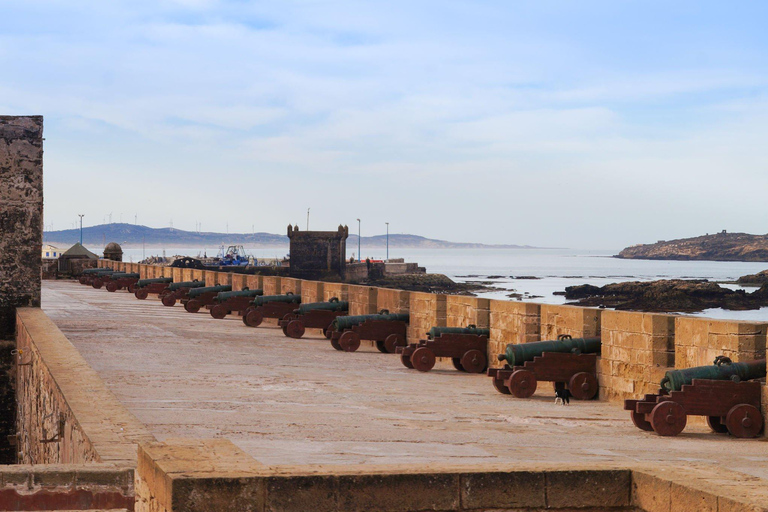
[185,300,202,313]
[706,416,728,434]
[210,305,228,320]
[162,295,177,307]
[375,340,388,353]
[339,331,361,352]
[631,411,654,432]
[461,349,487,374]
[92,279,104,289]
[330,338,343,351]
[492,376,511,394]
[244,309,264,327]
[568,372,598,400]
[725,404,763,438]
[286,320,305,339]
[411,347,436,372]
[400,353,414,369]
[135,288,150,300]
[106,282,118,292]
[507,369,537,398]
[79,276,87,285]
[383,333,404,354]
[127,283,137,293]
[650,401,687,436]
[323,327,333,339]
[452,358,465,372]
[242,307,255,326]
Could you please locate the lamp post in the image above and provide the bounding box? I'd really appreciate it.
[385,222,389,261]
[78,214,84,245]
[356,218,361,262]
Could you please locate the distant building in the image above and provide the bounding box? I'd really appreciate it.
[59,243,99,273]
[104,242,123,261]
[287,225,348,280]
[42,244,61,259]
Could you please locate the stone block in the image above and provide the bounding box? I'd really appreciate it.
[461,470,545,509]
[266,475,336,512]
[631,470,670,512]
[670,481,718,512]
[336,473,459,512]
[546,469,629,508]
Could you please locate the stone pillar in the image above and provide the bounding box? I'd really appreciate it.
[0,116,43,339]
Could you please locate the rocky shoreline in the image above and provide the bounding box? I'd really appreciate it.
[560,279,768,313]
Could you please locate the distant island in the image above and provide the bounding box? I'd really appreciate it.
[616,231,768,262]
[44,223,535,250]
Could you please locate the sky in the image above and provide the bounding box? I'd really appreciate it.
[2,1,767,249]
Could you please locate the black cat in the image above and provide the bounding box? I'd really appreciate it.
[554,387,571,405]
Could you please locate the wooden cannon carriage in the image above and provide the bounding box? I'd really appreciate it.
[278,298,348,339]
[624,358,766,438]
[242,293,301,327]
[103,272,140,293]
[133,277,174,300]
[327,311,409,353]
[160,280,206,307]
[488,335,601,400]
[208,289,263,319]
[182,284,232,313]
[397,326,489,373]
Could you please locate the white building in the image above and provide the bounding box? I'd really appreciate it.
[42,244,62,259]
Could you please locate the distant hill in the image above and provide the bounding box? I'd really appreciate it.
[616,231,768,262]
[44,223,534,249]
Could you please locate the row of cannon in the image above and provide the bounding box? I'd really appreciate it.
[78,268,766,438]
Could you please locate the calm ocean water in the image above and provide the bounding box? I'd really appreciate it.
[114,246,768,322]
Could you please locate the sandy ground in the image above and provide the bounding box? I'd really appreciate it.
[42,280,768,479]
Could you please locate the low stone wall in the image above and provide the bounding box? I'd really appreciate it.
[300,280,324,303]
[376,288,410,314]
[488,301,541,364]
[599,311,675,401]
[0,463,134,511]
[408,292,446,343]
[322,282,348,302]
[446,296,489,330]
[280,277,301,296]
[134,438,768,512]
[14,308,155,466]
[675,317,767,367]
[540,303,601,339]
[262,276,281,296]
[348,284,378,316]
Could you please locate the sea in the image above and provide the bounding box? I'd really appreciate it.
[114,246,768,322]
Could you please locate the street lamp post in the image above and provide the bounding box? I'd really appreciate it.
[356,218,361,262]
[78,214,84,245]
[385,222,389,261]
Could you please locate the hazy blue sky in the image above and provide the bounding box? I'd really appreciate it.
[2,1,767,248]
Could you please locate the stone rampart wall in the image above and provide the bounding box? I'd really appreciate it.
[14,307,155,466]
[98,261,768,406]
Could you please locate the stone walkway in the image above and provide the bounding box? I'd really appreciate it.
[42,280,768,480]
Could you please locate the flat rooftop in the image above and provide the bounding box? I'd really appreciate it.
[42,280,768,480]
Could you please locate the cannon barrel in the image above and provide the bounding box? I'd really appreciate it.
[167,280,205,291]
[427,326,489,339]
[296,299,349,314]
[110,272,140,279]
[215,289,263,301]
[251,294,301,307]
[661,358,766,392]
[332,313,409,332]
[83,267,111,274]
[497,336,601,367]
[136,277,174,288]
[187,285,232,298]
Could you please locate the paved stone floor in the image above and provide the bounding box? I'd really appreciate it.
[43,280,768,479]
